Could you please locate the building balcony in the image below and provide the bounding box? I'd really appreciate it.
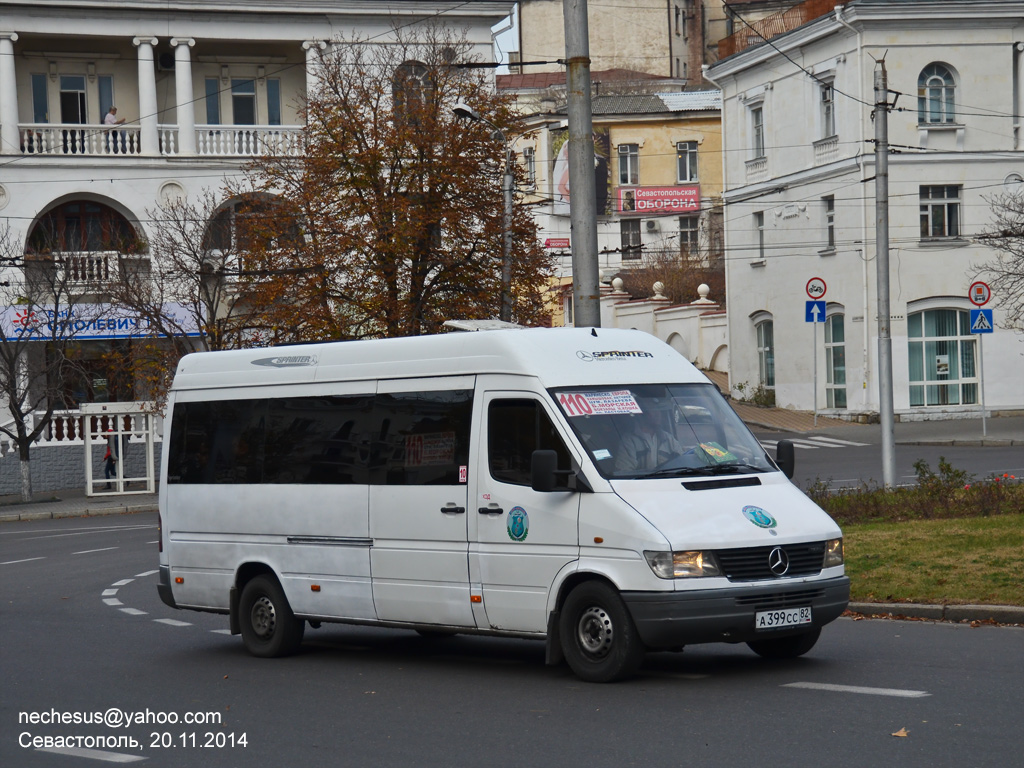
[745,156,768,184]
[813,135,839,165]
[17,123,303,159]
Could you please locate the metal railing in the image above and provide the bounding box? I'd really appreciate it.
[719,0,852,59]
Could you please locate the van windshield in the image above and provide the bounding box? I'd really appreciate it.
[551,383,776,479]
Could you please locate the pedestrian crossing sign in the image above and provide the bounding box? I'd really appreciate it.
[970,309,993,334]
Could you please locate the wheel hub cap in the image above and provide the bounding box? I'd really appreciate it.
[577,606,613,658]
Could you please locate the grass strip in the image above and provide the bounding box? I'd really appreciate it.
[844,514,1024,606]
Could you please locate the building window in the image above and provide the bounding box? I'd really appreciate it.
[823,195,835,249]
[678,215,699,254]
[59,75,87,124]
[920,185,961,239]
[825,314,846,408]
[918,63,955,124]
[676,140,698,182]
[32,73,49,123]
[522,146,536,188]
[756,319,775,388]
[820,81,835,138]
[908,309,977,406]
[754,211,765,259]
[231,79,256,124]
[621,219,641,261]
[618,144,639,186]
[393,60,434,125]
[28,200,138,254]
[205,77,220,124]
[267,79,282,126]
[750,106,764,158]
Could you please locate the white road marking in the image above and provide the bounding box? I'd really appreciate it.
[102,589,119,596]
[73,547,118,555]
[120,608,148,616]
[806,436,870,446]
[36,746,146,763]
[146,540,159,544]
[783,682,930,698]
[1,524,155,540]
[0,557,46,565]
[154,618,192,627]
[112,578,134,586]
[211,629,233,635]
[103,598,123,606]
[134,569,159,577]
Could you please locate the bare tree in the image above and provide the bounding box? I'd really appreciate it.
[615,236,725,307]
[0,224,102,501]
[975,190,1024,331]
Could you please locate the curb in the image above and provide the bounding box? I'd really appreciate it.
[847,601,1024,625]
[0,503,158,523]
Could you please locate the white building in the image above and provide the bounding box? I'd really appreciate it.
[705,0,1024,420]
[0,0,511,491]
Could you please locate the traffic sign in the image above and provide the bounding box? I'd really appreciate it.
[969,281,991,306]
[970,309,993,334]
[805,301,826,323]
[806,277,827,299]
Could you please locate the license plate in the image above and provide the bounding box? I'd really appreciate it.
[755,607,812,630]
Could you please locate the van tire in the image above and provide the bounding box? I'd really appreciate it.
[238,575,305,657]
[747,627,821,659]
[559,582,645,682]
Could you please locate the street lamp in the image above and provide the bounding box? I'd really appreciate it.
[452,101,514,323]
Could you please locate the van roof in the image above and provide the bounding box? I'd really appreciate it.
[170,327,709,392]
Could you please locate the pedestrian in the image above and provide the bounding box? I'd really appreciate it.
[104,106,126,153]
[103,431,117,489]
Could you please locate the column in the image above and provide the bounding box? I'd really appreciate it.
[1017,43,1024,151]
[170,37,196,155]
[0,33,19,155]
[303,40,327,101]
[133,36,159,156]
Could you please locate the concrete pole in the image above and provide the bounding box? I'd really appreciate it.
[501,158,514,322]
[563,0,601,327]
[874,61,896,487]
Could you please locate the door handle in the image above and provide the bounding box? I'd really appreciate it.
[440,504,466,514]
[478,505,504,515]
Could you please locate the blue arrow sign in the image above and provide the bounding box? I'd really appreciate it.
[970,309,993,334]
[805,300,826,323]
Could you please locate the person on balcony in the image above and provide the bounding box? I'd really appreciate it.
[104,106,126,154]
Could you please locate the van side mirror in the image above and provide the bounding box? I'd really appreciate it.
[531,449,559,492]
[530,450,591,493]
[775,440,795,479]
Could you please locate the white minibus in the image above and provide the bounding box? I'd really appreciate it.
[158,327,848,682]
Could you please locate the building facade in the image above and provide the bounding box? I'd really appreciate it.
[706,0,1024,419]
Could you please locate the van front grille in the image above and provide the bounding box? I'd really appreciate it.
[734,588,826,610]
[713,542,825,581]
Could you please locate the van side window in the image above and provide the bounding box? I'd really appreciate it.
[488,399,572,486]
[371,390,473,485]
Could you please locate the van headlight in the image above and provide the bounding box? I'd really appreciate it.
[824,538,844,568]
[644,550,722,579]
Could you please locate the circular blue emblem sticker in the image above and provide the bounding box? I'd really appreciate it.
[743,505,777,529]
[507,506,529,542]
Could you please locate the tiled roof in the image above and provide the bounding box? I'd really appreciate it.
[497,68,672,90]
[590,94,671,115]
[657,90,722,112]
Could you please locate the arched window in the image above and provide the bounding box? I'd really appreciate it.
[755,317,774,389]
[28,200,138,254]
[392,61,434,125]
[917,63,955,124]
[907,308,977,406]
[825,313,846,409]
[203,197,301,254]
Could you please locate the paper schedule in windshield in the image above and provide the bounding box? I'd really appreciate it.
[558,390,643,416]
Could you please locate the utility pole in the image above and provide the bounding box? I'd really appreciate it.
[563,0,601,327]
[874,59,896,487]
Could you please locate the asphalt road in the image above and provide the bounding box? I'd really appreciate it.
[2,512,1022,768]
[751,430,1024,490]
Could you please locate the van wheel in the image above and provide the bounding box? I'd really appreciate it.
[747,627,821,659]
[239,575,305,658]
[559,582,645,683]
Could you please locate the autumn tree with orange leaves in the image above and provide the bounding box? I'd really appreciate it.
[236,25,553,339]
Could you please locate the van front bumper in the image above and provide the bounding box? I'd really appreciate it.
[622,576,850,648]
